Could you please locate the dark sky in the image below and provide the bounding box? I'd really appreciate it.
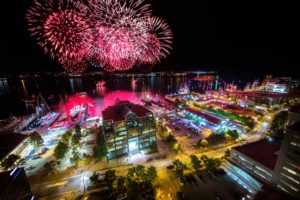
[1,1,300,76]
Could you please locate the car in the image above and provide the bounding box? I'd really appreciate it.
[166,165,174,170]
[32,156,40,160]
[178,177,184,186]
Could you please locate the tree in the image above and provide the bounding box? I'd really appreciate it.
[43,161,55,174]
[200,139,209,148]
[127,165,147,182]
[71,132,81,146]
[54,141,68,160]
[89,172,99,186]
[104,170,117,189]
[224,133,232,143]
[1,154,20,170]
[93,128,107,161]
[117,176,126,191]
[190,155,201,171]
[200,155,208,162]
[227,130,239,140]
[74,124,81,136]
[61,131,72,144]
[270,111,288,140]
[29,132,44,148]
[173,159,185,177]
[225,149,231,157]
[205,158,221,172]
[146,166,157,182]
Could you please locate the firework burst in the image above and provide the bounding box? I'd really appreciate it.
[27,0,173,73]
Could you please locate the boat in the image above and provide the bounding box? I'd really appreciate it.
[96,80,106,87]
[70,105,81,121]
[131,75,137,85]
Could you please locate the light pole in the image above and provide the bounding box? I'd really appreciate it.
[81,171,86,194]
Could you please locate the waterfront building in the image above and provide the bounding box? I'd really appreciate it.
[102,100,156,160]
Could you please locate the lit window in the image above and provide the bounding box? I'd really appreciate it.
[281,173,300,184]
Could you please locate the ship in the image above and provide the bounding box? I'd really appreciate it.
[131,75,137,85]
[96,80,106,87]
[70,105,81,121]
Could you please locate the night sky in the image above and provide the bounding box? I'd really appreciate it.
[1,1,300,76]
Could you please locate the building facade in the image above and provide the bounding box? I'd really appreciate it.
[102,101,156,160]
[230,105,300,198]
[0,168,34,200]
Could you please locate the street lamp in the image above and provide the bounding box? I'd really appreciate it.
[81,171,87,194]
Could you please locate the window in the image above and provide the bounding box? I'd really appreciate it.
[281,173,300,184]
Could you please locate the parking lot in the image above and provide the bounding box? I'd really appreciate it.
[178,170,250,200]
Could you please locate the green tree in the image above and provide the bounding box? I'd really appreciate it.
[224,133,232,143]
[117,176,126,191]
[89,172,99,186]
[71,132,81,146]
[61,131,72,144]
[43,161,55,174]
[227,130,239,140]
[29,132,44,148]
[54,141,68,160]
[200,155,208,162]
[270,111,288,140]
[146,166,157,182]
[127,165,147,182]
[93,128,107,161]
[190,155,201,171]
[1,154,20,170]
[205,158,221,172]
[104,170,117,189]
[74,124,81,135]
[173,159,185,177]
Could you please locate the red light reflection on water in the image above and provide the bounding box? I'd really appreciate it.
[60,90,159,119]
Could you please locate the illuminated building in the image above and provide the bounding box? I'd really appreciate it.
[102,100,156,160]
[0,168,34,200]
[265,82,287,93]
[272,105,300,197]
[230,105,300,198]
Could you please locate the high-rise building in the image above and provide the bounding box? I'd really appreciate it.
[0,168,34,200]
[272,106,300,198]
[230,105,300,198]
[102,100,156,160]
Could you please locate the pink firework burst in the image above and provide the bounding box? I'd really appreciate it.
[27,0,93,74]
[27,0,173,74]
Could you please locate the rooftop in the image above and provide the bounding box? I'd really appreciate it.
[186,107,221,124]
[232,139,281,170]
[0,168,24,195]
[0,133,28,160]
[102,100,152,122]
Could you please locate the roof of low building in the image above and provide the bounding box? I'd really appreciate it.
[0,133,28,160]
[232,139,281,170]
[186,107,221,124]
[102,101,152,122]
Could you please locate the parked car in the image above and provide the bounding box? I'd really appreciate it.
[167,165,174,170]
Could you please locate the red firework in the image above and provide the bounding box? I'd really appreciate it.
[27,0,173,73]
